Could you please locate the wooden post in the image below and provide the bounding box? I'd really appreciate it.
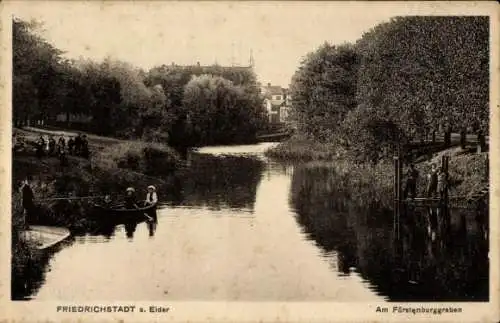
[485,155,489,182]
[441,155,450,228]
[398,154,403,200]
[394,156,401,239]
[441,155,449,175]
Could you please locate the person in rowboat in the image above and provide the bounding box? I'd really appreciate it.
[145,185,158,206]
[124,187,139,209]
[145,185,158,221]
[102,194,113,207]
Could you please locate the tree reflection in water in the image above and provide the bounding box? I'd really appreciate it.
[290,165,489,301]
[174,153,265,212]
[147,217,158,237]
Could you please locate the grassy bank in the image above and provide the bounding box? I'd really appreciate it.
[11,128,182,299]
[267,139,489,208]
[264,137,340,162]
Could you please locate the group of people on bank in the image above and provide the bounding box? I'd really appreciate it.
[32,133,90,160]
[403,163,448,199]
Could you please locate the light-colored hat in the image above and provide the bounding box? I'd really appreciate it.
[126,187,135,192]
[147,185,156,191]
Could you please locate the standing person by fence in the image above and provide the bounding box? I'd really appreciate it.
[426,163,438,197]
[437,167,448,200]
[403,163,419,199]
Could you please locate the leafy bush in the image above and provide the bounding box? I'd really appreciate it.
[264,136,339,162]
[96,141,181,175]
[340,106,407,163]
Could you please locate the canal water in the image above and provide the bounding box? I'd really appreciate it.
[26,143,489,301]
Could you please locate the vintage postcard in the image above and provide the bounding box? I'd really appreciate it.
[0,1,499,322]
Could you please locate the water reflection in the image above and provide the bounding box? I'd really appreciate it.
[173,153,265,212]
[290,165,489,301]
[12,238,75,300]
[15,143,489,302]
[147,217,158,237]
[124,221,138,239]
[90,222,116,240]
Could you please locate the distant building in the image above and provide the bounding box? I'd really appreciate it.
[156,62,255,86]
[260,83,290,125]
[56,113,93,124]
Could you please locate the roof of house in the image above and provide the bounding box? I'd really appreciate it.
[270,102,286,108]
[265,86,284,94]
[158,64,253,72]
[261,85,287,100]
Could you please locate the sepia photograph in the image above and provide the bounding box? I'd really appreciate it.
[1,1,499,322]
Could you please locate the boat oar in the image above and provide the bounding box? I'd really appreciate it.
[144,213,153,222]
[38,196,107,202]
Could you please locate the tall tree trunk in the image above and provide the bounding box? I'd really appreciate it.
[444,127,451,148]
[66,110,71,128]
[477,131,486,153]
[460,129,467,149]
[432,131,436,143]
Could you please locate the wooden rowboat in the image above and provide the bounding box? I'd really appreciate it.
[92,200,156,222]
[20,225,71,250]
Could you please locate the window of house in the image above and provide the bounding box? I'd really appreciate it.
[274,95,282,100]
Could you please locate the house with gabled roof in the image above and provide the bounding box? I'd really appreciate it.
[260,83,290,125]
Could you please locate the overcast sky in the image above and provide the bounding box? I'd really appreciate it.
[8,1,492,87]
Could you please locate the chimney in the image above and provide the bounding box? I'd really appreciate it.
[267,82,271,87]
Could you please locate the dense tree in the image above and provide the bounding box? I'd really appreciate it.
[182,74,265,146]
[356,16,489,148]
[289,43,359,142]
[145,64,265,148]
[13,18,64,126]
